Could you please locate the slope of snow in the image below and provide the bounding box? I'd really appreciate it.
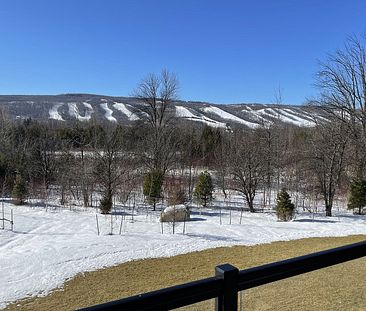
[203,106,259,128]
[100,103,117,122]
[0,200,365,308]
[113,102,139,121]
[281,108,316,127]
[82,102,94,121]
[251,108,314,127]
[49,103,64,121]
[67,103,94,121]
[176,106,197,118]
[242,107,327,127]
[176,106,227,128]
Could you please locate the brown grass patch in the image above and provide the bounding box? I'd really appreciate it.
[6,235,366,311]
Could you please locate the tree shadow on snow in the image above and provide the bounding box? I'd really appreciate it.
[188,217,206,222]
[293,219,337,224]
[190,211,226,217]
[186,233,240,242]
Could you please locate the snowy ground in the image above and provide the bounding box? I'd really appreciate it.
[0,199,365,309]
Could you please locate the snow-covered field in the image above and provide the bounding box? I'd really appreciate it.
[0,200,365,309]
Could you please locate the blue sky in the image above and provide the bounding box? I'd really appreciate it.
[0,0,365,104]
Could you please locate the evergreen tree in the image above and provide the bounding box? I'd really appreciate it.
[143,170,164,210]
[347,179,366,215]
[12,174,28,205]
[99,190,112,214]
[276,188,295,221]
[194,171,214,207]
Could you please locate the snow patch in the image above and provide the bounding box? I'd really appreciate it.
[279,109,316,127]
[67,103,94,121]
[175,106,227,128]
[113,102,139,121]
[203,106,259,128]
[163,205,187,213]
[100,103,117,122]
[49,103,64,121]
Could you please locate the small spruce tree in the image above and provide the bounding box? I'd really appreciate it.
[194,171,214,207]
[347,179,366,215]
[99,190,112,214]
[12,174,28,205]
[276,188,295,221]
[143,170,164,210]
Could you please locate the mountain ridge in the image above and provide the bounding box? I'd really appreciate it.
[0,94,327,128]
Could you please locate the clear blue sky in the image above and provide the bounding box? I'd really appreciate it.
[0,0,365,104]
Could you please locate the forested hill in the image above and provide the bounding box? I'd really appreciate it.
[0,94,329,128]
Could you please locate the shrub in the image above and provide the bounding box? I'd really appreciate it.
[276,189,295,221]
[347,179,366,215]
[194,171,214,207]
[143,170,164,209]
[12,174,28,205]
[99,192,112,214]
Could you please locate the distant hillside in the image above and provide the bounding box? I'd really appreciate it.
[0,94,329,128]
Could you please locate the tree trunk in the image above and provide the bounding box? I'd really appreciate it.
[245,195,255,213]
[81,149,89,207]
[325,204,332,217]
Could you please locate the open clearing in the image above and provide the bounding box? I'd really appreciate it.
[5,235,366,311]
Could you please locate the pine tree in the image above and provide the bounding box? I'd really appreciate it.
[12,174,28,205]
[194,171,214,207]
[99,190,112,214]
[276,188,295,221]
[143,170,164,210]
[347,179,366,215]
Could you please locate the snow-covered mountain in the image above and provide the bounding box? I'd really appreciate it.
[0,94,329,128]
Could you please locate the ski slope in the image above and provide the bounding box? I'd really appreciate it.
[48,103,64,121]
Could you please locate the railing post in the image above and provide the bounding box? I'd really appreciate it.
[215,263,239,311]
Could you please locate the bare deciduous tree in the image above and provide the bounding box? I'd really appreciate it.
[316,34,366,176]
[134,69,179,174]
[93,125,136,213]
[307,122,348,216]
[228,129,268,212]
[134,70,180,209]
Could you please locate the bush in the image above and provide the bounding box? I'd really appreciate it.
[347,179,366,215]
[194,171,214,207]
[12,174,28,205]
[276,189,295,221]
[143,170,164,209]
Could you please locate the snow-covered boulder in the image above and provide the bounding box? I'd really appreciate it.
[160,205,190,222]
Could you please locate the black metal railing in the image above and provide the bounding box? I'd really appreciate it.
[78,240,366,311]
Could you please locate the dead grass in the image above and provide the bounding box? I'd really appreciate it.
[6,235,366,311]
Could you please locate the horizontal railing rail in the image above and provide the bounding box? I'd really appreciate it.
[78,240,366,311]
[237,240,366,290]
[79,277,222,311]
